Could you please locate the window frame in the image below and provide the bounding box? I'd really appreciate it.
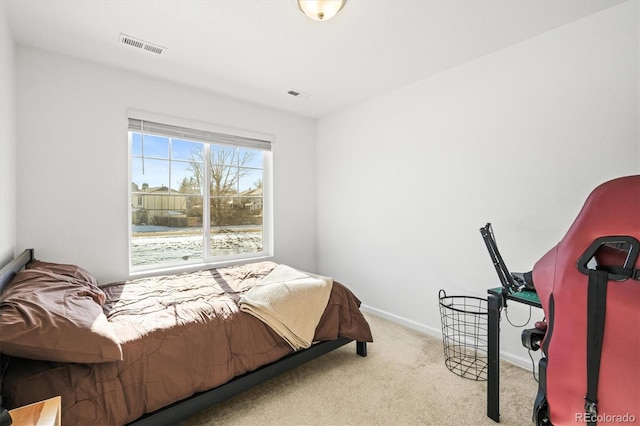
[127,110,274,276]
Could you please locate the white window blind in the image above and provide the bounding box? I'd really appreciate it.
[128,118,271,151]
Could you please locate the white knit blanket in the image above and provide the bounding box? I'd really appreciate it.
[239,264,333,350]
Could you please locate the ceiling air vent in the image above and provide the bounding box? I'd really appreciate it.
[287,89,312,99]
[119,34,166,55]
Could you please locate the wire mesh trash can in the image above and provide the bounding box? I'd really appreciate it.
[438,289,488,381]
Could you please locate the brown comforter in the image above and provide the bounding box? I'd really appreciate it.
[3,261,372,425]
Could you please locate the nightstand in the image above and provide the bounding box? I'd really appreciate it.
[8,396,61,426]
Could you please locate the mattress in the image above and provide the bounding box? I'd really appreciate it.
[2,261,372,425]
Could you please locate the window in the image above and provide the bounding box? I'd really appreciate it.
[128,116,272,272]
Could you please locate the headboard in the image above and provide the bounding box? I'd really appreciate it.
[0,249,34,293]
[0,249,34,425]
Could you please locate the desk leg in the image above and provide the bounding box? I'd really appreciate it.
[487,293,502,422]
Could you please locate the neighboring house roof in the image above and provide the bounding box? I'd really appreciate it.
[240,187,262,197]
[147,186,170,193]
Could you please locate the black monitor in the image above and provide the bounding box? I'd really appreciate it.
[480,223,533,294]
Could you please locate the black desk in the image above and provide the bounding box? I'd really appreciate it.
[487,287,542,422]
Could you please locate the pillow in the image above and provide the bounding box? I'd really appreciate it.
[0,269,122,363]
[27,259,99,288]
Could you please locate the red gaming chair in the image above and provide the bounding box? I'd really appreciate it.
[532,175,640,425]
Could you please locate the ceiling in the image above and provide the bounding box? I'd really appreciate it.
[3,0,627,119]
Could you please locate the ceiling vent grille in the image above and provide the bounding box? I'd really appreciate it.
[287,89,312,99]
[119,34,166,55]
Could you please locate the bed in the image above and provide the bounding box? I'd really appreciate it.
[0,249,372,425]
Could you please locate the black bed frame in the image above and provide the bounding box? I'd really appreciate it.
[0,249,33,292]
[0,249,368,426]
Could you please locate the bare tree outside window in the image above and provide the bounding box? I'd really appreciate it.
[187,146,259,227]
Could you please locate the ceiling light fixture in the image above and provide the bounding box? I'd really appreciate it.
[297,0,346,21]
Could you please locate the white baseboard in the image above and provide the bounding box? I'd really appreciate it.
[361,303,443,338]
[360,303,537,372]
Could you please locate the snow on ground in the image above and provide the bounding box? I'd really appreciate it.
[131,228,262,266]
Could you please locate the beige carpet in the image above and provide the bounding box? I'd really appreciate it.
[182,313,538,426]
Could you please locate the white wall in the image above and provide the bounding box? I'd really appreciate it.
[316,1,639,368]
[16,47,317,283]
[0,3,17,266]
